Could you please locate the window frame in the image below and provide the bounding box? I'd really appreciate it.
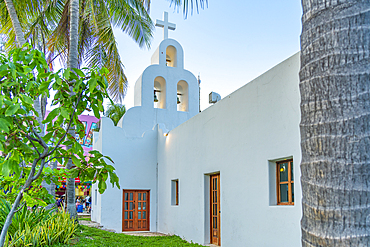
[276,159,294,205]
[171,179,179,206]
[175,180,179,205]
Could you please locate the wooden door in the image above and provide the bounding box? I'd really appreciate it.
[122,190,150,231]
[210,174,221,245]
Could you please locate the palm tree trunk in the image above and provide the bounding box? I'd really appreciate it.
[4,0,26,47]
[4,0,47,134]
[65,0,80,220]
[300,1,370,246]
[68,0,79,69]
[3,0,47,139]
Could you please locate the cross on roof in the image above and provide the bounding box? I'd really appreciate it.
[155,12,176,40]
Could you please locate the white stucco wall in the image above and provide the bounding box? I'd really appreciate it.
[92,35,302,246]
[91,118,159,232]
[156,52,301,246]
[91,132,102,223]
[91,37,200,233]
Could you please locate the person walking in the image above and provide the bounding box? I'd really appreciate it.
[85,195,91,213]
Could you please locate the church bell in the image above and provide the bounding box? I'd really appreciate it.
[154,91,159,102]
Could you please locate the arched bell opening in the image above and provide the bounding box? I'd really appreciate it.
[154,76,166,109]
[177,80,189,112]
[166,46,177,67]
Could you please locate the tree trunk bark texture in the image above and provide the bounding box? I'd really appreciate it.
[4,0,26,47]
[65,0,79,220]
[300,1,370,246]
[67,0,79,69]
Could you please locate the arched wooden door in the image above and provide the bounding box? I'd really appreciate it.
[122,190,150,231]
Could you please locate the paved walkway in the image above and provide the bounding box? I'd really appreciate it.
[79,220,169,236]
[78,212,91,217]
[79,220,100,228]
[122,231,171,236]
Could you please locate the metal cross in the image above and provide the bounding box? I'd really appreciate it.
[155,12,176,40]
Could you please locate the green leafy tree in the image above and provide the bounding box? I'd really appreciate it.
[0,46,119,247]
[0,0,153,102]
[1,0,207,224]
[2,0,52,196]
[1,0,47,122]
[105,103,126,126]
[0,0,208,101]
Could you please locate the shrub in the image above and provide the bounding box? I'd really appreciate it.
[0,199,77,246]
[0,199,53,236]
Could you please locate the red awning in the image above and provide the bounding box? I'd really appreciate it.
[59,177,80,183]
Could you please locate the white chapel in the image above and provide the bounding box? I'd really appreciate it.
[91,12,302,247]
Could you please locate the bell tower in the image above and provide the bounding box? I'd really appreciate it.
[116,12,199,137]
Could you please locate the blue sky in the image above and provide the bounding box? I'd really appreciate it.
[114,1,302,111]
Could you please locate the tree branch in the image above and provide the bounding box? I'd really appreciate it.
[14,202,26,213]
[23,133,41,156]
[45,156,63,164]
[14,119,41,156]
[32,158,46,181]
[31,126,48,154]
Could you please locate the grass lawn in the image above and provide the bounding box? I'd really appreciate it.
[78,216,92,221]
[52,225,205,247]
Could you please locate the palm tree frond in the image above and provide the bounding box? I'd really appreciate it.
[47,0,70,67]
[86,42,127,103]
[169,0,208,17]
[105,0,153,48]
[104,103,126,126]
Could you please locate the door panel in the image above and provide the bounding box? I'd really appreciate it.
[210,174,221,245]
[122,190,150,231]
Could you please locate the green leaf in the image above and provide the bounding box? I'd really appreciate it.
[104,155,114,164]
[89,78,97,93]
[0,64,8,72]
[19,142,33,154]
[71,156,82,167]
[55,76,62,85]
[92,105,100,118]
[38,72,50,78]
[25,80,34,92]
[5,104,20,116]
[60,108,69,119]
[2,160,12,176]
[63,69,70,80]
[74,142,84,154]
[109,172,120,189]
[100,67,109,75]
[43,132,53,143]
[98,180,107,194]
[0,118,11,132]
[21,95,34,105]
[72,68,85,78]
[17,108,26,115]
[39,80,50,92]
[69,73,79,80]
[43,108,59,123]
